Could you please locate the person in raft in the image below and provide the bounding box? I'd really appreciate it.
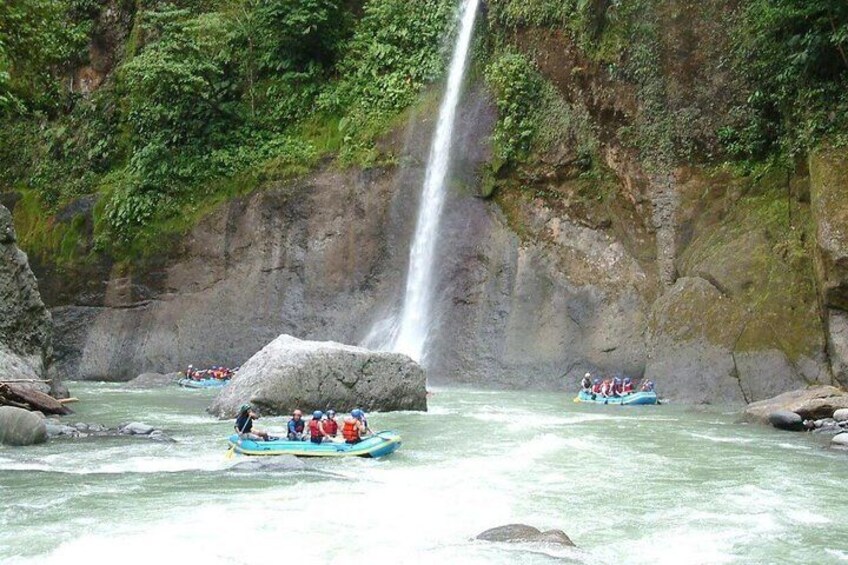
[622,377,635,394]
[287,409,306,440]
[580,373,592,393]
[342,409,370,445]
[308,411,327,444]
[641,380,655,392]
[323,409,339,438]
[235,404,269,440]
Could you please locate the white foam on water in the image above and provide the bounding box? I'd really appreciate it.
[686,432,756,445]
[826,548,848,561]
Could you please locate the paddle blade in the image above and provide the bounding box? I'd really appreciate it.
[225,445,235,460]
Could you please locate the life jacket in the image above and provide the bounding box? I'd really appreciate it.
[601,381,611,395]
[612,382,623,395]
[323,419,338,436]
[309,419,324,438]
[622,382,634,393]
[581,377,591,390]
[591,383,602,394]
[342,418,361,442]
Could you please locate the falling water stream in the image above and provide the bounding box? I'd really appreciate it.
[376,0,480,362]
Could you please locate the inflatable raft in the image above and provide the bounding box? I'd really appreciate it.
[178,377,229,389]
[573,390,659,405]
[227,431,402,458]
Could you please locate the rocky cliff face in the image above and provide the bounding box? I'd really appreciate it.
[8,7,847,403]
[0,205,58,395]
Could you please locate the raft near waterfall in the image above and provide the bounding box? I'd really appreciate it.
[573,391,659,405]
[227,432,402,458]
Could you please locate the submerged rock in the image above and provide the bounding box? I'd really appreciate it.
[476,524,575,547]
[0,406,48,446]
[768,410,804,432]
[745,386,848,423]
[834,408,848,422]
[832,433,848,447]
[119,422,156,435]
[229,455,306,472]
[126,372,182,388]
[208,334,426,418]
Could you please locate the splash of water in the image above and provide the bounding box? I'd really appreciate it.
[371,0,480,362]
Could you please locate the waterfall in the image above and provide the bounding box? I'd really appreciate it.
[370,0,480,362]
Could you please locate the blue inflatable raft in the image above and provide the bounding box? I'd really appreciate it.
[227,431,402,458]
[178,377,229,389]
[573,390,659,405]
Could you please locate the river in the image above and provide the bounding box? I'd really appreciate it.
[1,383,846,564]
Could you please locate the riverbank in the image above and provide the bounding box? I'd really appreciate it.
[1,383,846,564]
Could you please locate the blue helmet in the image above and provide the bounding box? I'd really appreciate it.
[593,378,601,384]
[351,409,365,420]
[624,377,631,384]
[313,410,323,420]
[614,377,621,383]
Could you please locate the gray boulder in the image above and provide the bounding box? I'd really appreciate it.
[833,408,848,422]
[832,433,848,447]
[0,205,58,395]
[0,406,48,446]
[745,386,848,423]
[120,422,155,435]
[208,334,426,418]
[476,524,575,547]
[768,410,804,432]
[126,372,182,388]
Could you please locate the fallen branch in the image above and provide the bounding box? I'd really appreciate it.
[58,397,79,404]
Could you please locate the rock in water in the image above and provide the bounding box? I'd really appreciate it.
[126,372,182,388]
[832,433,848,448]
[0,406,48,446]
[0,205,59,396]
[833,409,848,422]
[120,422,156,435]
[768,410,804,431]
[745,386,848,423]
[208,334,426,418]
[476,524,575,547]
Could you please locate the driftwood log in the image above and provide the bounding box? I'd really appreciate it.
[0,383,71,415]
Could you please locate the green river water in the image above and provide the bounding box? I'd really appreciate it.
[1,382,846,564]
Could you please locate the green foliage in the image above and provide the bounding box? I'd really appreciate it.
[327,0,455,163]
[727,0,848,157]
[485,51,542,167]
[0,0,99,113]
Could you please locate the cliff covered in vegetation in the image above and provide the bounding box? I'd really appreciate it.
[1,0,847,401]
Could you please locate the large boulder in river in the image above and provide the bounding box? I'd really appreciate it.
[745,386,848,422]
[0,205,59,396]
[126,372,182,388]
[767,410,804,431]
[0,406,47,446]
[476,524,575,547]
[208,334,426,418]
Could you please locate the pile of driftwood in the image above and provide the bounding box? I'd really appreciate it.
[0,381,71,415]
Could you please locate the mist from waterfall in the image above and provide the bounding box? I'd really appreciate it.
[366,0,480,362]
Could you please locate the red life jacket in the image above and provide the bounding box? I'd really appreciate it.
[612,383,623,395]
[623,383,634,393]
[323,419,338,436]
[309,419,324,438]
[591,383,602,393]
[342,419,361,442]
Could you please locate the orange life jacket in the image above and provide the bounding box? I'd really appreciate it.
[342,418,361,442]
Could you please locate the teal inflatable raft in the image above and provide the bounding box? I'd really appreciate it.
[227,431,402,458]
[178,377,229,389]
[573,390,659,405]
